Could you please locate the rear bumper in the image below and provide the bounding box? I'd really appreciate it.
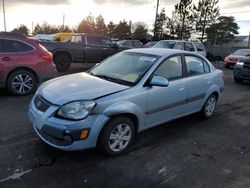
[41,62,57,81]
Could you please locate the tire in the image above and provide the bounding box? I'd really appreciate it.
[98,116,135,156]
[234,77,243,83]
[7,69,37,96]
[225,64,230,68]
[54,54,71,71]
[201,94,217,119]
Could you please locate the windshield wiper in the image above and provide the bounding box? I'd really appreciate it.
[93,74,133,86]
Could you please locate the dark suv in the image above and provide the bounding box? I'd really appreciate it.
[234,58,250,83]
[0,32,56,95]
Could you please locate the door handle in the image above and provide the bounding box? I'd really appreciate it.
[206,80,212,84]
[102,48,108,50]
[178,85,185,91]
[2,57,11,61]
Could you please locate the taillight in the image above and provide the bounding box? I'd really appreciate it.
[40,53,53,62]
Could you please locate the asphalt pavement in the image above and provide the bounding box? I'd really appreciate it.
[0,62,250,188]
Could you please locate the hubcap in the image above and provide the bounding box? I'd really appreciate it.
[109,124,132,152]
[205,97,216,117]
[11,74,33,94]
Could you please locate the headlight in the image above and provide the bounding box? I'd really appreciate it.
[236,62,244,67]
[57,101,96,120]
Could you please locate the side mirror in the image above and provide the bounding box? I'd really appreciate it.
[149,76,169,87]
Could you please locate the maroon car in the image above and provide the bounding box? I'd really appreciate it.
[0,32,56,95]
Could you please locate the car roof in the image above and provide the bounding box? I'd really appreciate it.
[125,48,196,57]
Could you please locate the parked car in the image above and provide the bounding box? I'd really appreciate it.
[41,34,120,71]
[234,57,250,83]
[144,41,157,48]
[224,49,250,68]
[34,34,55,42]
[117,40,143,49]
[28,48,224,155]
[152,40,207,57]
[0,32,56,95]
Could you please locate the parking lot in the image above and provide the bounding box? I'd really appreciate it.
[0,62,250,188]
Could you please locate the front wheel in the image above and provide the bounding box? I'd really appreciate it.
[201,94,217,119]
[98,116,135,156]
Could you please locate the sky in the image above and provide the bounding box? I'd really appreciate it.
[0,0,249,36]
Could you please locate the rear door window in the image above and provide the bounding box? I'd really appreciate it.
[185,56,210,76]
[154,56,183,80]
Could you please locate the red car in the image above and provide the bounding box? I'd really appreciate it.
[224,49,250,68]
[0,32,56,95]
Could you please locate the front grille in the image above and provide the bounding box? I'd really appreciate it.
[34,95,51,112]
[36,127,72,146]
[243,64,250,69]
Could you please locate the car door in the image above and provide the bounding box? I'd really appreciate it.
[145,55,187,128]
[101,37,118,59]
[184,55,212,113]
[0,39,19,83]
[69,35,85,62]
[85,35,104,63]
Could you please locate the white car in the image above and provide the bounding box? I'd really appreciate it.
[153,40,207,57]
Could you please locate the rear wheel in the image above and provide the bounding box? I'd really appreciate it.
[98,116,135,155]
[7,69,37,96]
[54,54,71,71]
[234,77,243,83]
[201,94,217,119]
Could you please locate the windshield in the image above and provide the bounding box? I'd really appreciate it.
[152,41,176,49]
[90,52,160,86]
[233,49,250,56]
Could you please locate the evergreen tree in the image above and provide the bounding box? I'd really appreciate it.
[95,15,107,35]
[107,21,116,38]
[133,23,148,40]
[153,8,167,40]
[194,0,220,41]
[113,20,132,39]
[206,16,239,44]
[12,25,30,36]
[77,14,96,34]
[173,0,193,40]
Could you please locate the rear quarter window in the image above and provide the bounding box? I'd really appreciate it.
[194,43,205,51]
[7,40,34,52]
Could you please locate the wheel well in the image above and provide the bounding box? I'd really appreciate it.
[97,113,139,145]
[211,91,219,100]
[6,67,38,86]
[54,51,72,61]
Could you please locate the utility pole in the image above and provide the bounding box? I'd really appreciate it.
[153,0,160,38]
[62,14,65,28]
[2,0,6,31]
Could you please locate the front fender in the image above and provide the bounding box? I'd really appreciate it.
[103,101,145,132]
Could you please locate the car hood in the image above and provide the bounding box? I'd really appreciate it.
[227,54,245,60]
[38,72,130,105]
